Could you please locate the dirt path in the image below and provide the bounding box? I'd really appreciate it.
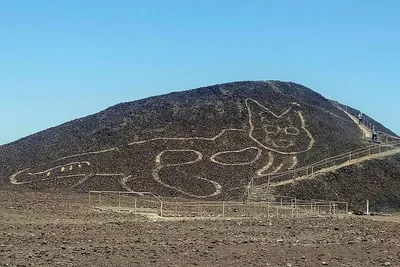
[334,105,372,139]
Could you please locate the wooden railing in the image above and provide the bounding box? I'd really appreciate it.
[89,191,348,218]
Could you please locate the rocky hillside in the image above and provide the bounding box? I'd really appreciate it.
[0,81,397,204]
[276,154,400,212]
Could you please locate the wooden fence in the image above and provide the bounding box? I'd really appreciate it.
[89,191,348,219]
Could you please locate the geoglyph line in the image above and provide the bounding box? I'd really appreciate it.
[29,162,91,176]
[246,98,315,155]
[288,156,298,170]
[120,175,134,192]
[55,148,120,162]
[210,147,262,166]
[152,165,222,198]
[153,150,222,198]
[11,98,315,198]
[11,174,87,185]
[155,149,203,167]
[128,129,247,146]
[256,152,274,176]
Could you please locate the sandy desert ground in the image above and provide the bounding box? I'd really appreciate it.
[1,190,399,267]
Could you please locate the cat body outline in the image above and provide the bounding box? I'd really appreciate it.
[11,98,315,198]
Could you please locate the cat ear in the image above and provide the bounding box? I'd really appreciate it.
[246,99,297,119]
[286,102,301,116]
[291,102,301,108]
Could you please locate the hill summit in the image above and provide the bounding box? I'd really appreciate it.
[0,81,398,207]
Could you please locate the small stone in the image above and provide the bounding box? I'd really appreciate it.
[277,239,284,243]
[286,263,293,267]
[384,262,391,266]
[322,261,328,265]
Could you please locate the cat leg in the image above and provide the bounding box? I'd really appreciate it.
[153,149,222,198]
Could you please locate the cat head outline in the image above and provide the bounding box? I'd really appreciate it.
[245,98,314,154]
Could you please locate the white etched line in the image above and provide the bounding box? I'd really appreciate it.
[31,162,91,175]
[210,147,262,166]
[128,129,246,146]
[288,156,299,170]
[55,148,119,161]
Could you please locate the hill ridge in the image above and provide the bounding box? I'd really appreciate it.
[0,80,398,209]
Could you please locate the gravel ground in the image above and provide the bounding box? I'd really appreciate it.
[1,190,399,267]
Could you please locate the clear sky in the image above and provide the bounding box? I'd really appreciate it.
[1,0,399,145]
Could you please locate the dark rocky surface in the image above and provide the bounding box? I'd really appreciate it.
[276,154,400,212]
[0,80,398,205]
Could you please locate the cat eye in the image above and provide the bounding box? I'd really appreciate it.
[285,127,300,135]
[264,125,280,134]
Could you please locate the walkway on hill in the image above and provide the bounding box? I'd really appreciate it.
[247,141,400,201]
[247,103,399,201]
[334,104,372,139]
[247,143,400,202]
[270,146,400,186]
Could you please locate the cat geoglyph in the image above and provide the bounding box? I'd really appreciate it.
[11,99,315,198]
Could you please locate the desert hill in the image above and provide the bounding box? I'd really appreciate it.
[0,81,398,206]
[276,153,400,212]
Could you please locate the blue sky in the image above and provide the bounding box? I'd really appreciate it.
[1,0,399,144]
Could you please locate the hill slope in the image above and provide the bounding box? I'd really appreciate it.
[275,153,400,212]
[0,81,397,202]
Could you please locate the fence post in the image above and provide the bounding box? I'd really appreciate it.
[134,198,137,216]
[160,201,163,217]
[118,192,121,207]
[349,152,352,161]
[346,202,348,214]
[280,197,283,206]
